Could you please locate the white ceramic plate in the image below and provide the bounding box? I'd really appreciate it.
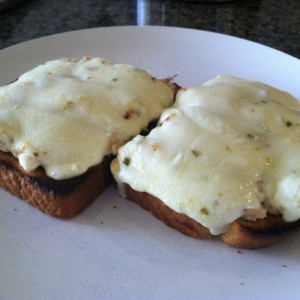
[0,26,299,300]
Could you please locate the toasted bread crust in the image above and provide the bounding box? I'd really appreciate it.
[125,184,211,239]
[221,216,300,248]
[0,151,112,218]
[124,184,300,248]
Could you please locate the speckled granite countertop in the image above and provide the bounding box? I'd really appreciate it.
[0,0,299,58]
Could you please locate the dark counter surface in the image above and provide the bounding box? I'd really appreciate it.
[0,0,299,58]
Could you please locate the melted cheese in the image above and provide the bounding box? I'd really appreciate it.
[112,76,300,234]
[0,57,174,179]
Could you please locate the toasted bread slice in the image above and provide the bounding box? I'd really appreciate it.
[0,150,112,218]
[0,57,177,218]
[124,184,300,248]
[111,76,300,248]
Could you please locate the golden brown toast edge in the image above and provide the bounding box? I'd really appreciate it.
[221,215,300,248]
[124,184,300,248]
[0,150,112,218]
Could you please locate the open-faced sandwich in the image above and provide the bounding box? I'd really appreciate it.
[111,75,300,248]
[0,56,176,218]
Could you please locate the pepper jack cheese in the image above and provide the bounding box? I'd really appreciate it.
[0,57,174,180]
[111,76,300,235]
